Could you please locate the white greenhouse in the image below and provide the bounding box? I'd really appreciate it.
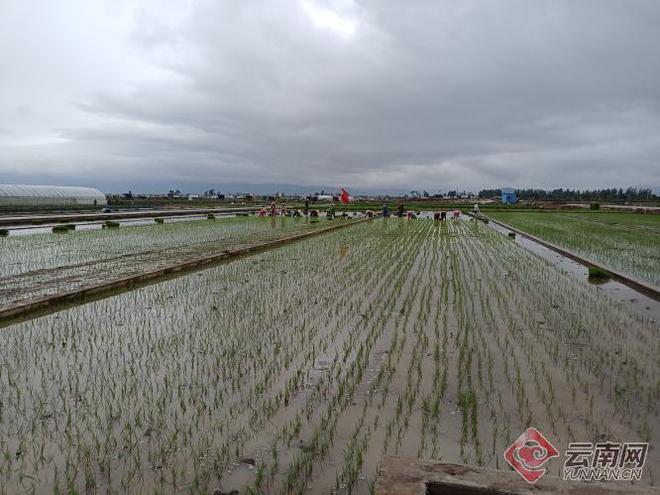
[0,184,107,207]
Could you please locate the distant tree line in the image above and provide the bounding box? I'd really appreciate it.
[478,187,656,201]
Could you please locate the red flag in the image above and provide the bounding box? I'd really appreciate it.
[340,188,350,204]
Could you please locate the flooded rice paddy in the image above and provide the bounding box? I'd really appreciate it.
[485,220,660,320]
[488,211,660,287]
[0,216,339,309]
[0,218,657,494]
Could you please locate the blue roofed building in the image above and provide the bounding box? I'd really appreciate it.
[501,187,517,204]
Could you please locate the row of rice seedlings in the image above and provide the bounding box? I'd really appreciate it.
[331,225,439,493]
[270,220,433,494]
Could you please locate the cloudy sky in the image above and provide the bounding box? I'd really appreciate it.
[1,0,659,193]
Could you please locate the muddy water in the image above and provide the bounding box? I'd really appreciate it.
[485,220,660,322]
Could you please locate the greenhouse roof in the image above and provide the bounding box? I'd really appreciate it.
[0,184,106,200]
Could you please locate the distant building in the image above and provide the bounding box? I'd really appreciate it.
[501,187,517,204]
[0,184,107,207]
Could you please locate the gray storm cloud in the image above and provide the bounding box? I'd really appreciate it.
[1,0,659,192]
